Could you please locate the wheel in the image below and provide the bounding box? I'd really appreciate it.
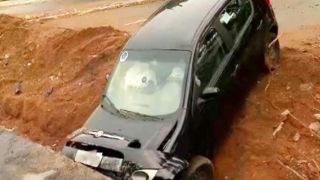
[263,32,280,72]
[181,156,214,180]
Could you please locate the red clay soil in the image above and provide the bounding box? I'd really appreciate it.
[214,26,320,180]
[0,15,129,149]
[2,14,320,180]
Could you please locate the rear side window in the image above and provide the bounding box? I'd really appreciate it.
[196,30,226,89]
[219,0,253,39]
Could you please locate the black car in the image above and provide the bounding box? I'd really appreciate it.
[62,0,280,179]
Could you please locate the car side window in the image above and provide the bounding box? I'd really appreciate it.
[219,0,253,40]
[195,30,226,89]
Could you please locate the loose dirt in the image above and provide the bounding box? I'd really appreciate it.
[214,26,320,180]
[1,7,320,180]
[0,15,129,149]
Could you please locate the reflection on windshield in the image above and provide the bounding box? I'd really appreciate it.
[105,50,190,117]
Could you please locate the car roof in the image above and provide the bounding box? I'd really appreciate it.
[125,0,223,51]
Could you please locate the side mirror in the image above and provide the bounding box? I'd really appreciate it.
[202,86,220,98]
[196,86,220,107]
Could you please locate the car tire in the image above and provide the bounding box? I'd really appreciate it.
[263,32,280,72]
[181,156,214,180]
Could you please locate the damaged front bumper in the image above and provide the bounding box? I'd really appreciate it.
[63,145,188,180]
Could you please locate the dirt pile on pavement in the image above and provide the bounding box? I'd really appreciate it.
[0,15,129,149]
[214,26,320,180]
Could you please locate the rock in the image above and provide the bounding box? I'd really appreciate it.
[299,83,313,91]
[309,122,320,133]
[89,54,98,58]
[44,87,54,97]
[2,54,10,66]
[3,60,9,66]
[301,49,308,53]
[24,15,31,20]
[314,114,320,120]
[15,82,22,95]
[293,132,301,142]
[281,109,290,118]
[4,54,10,59]
[273,122,284,137]
[49,75,55,81]
[297,160,307,164]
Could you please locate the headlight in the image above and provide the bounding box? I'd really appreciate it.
[131,169,158,180]
[131,171,149,180]
[100,156,123,173]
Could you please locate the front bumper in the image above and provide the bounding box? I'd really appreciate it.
[63,145,187,179]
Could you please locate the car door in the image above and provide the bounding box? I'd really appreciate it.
[190,27,229,155]
[214,0,256,84]
[190,0,256,155]
[193,27,227,119]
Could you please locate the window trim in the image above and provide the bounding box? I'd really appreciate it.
[207,0,254,87]
[215,0,254,50]
[194,29,227,90]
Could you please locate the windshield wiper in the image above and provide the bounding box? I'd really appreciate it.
[119,109,163,120]
[102,95,162,120]
[101,95,128,118]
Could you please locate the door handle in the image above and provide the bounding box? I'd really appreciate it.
[257,19,263,30]
[231,64,239,77]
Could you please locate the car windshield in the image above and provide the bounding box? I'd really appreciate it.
[104,50,190,118]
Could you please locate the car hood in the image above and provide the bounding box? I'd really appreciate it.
[83,106,176,149]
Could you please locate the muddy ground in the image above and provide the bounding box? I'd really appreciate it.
[0,1,320,180]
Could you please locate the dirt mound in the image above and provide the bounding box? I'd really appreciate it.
[214,26,320,180]
[0,15,129,149]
